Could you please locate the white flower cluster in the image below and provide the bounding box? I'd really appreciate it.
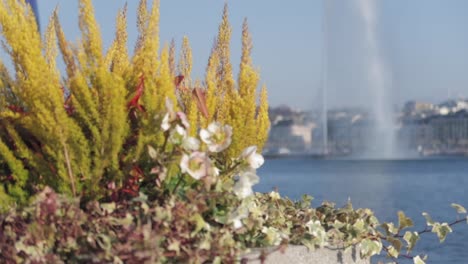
[161,99,264,199]
[161,99,266,230]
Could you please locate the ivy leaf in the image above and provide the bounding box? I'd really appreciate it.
[360,239,382,257]
[353,219,365,232]
[381,222,398,235]
[96,234,112,251]
[451,203,467,214]
[387,236,403,253]
[403,231,420,252]
[398,211,414,231]
[190,213,207,236]
[422,212,434,226]
[413,255,426,264]
[332,220,346,229]
[301,238,317,251]
[100,202,116,214]
[167,239,181,254]
[387,245,399,258]
[432,223,452,243]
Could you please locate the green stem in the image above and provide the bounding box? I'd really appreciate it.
[172,175,184,195]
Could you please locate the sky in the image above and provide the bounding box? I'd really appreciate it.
[4,0,468,111]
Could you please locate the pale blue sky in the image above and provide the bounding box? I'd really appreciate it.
[5,1,468,110]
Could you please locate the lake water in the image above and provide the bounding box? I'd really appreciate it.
[255,158,468,264]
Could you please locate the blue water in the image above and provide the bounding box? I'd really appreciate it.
[255,158,468,263]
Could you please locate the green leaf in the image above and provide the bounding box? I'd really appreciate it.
[432,223,452,243]
[403,231,420,252]
[387,245,399,258]
[100,202,116,214]
[381,222,398,235]
[332,220,346,229]
[190,213,207,236]
[413,255,426,264]
[96,234,112,251]
[168,239,181,254]
[398,211,414,231]
[213,256,222,264]
[451,203,467,214]
[422,212,434,226]
[353,219,365,232]
[301,238,317,251]
[360,239,382,257]
[387,236,403,253]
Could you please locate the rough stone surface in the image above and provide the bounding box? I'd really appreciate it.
[242,245,370,264]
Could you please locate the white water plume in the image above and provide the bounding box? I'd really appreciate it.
[356,0,397,158]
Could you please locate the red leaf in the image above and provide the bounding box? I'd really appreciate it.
[174,75,184,87]
[127,75,145,112]
[7,105,26,114]
[192,87,209,118]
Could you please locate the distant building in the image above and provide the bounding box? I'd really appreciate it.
[399,104,468,156]
[266,99,468,157]
[264,106,317,155]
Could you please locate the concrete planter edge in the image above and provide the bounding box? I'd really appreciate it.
[242,245,370,264]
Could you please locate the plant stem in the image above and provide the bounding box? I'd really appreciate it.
[62,142,76,197]
[172,175,184,195]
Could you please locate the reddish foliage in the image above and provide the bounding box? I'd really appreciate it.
[192,87,208,118]
[127,75,146,112]
[174,75,209,118]
[7,105,26,114]
[174,75,184,87]
[111,165,145,201]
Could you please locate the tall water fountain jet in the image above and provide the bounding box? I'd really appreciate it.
[356,0,397,158]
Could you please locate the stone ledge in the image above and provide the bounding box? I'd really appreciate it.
[242,245,370,264]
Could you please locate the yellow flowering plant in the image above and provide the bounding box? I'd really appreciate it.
[0,0,269,206]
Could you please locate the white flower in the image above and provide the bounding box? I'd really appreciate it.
[169,125,187,145]
[180,152,216,180]
[240,146,264,169]
[161,98,190,131]
[200,122,232,153]
[233,171,260,199]
[182,137,200,151]
[161,113,171,131]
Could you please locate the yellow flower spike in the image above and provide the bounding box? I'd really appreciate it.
[178,36,193,87]
[44,12,59,78]
[105,4,129,75]
[186,79,202,137]
[215,3,235,124]
[178,36,193,110]
[156,45,177,112]
[256,84,270,151]
[135,0,149,52]
[204,47,219,126]
[79,0,103,67]
[238,18,260,148]
[169,39,176,77]
[132,0,160,79]
[54,10,76,78]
